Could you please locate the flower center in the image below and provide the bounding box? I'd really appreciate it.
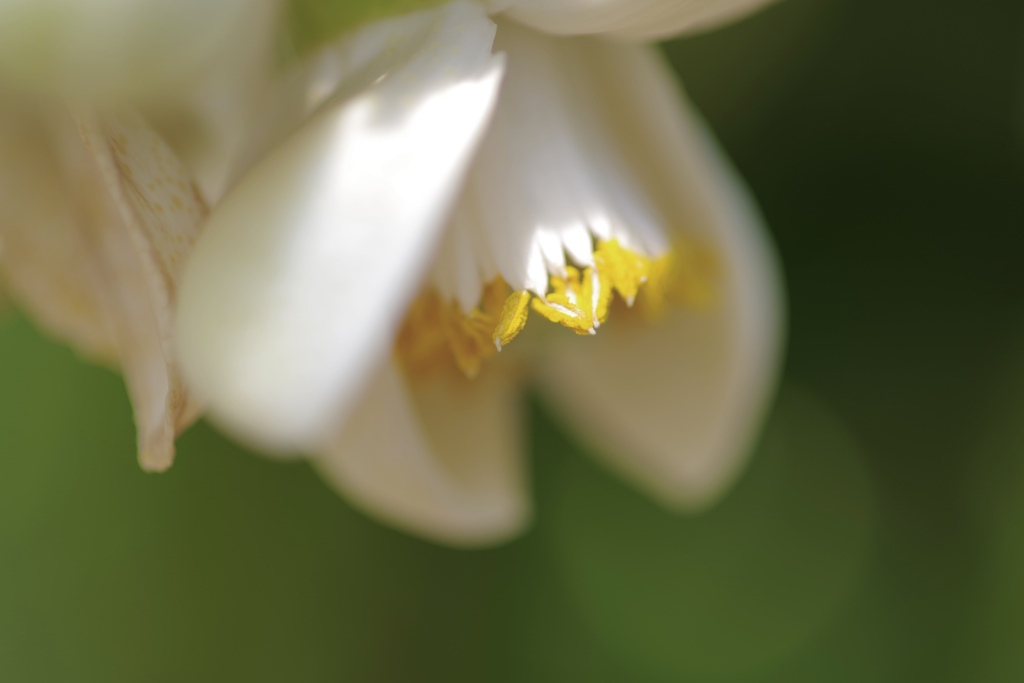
[396,237,717,379]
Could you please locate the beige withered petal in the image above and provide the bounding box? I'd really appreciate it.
[0,110,118,366]
[0,106,207,471]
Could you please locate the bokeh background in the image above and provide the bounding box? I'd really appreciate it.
[3,0,1024,680]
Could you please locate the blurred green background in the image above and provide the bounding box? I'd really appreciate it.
[3,0,1024,680]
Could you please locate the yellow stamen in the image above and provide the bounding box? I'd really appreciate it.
[395,236,717,379]
[531,292,593,336]
[594,238,650,306]
[637,242,719,318]
[395,294,451,377]
[493,290,531,350]
[638,254,675,320]
[531,266,603,335]
[580,265,612,328]
[441,306,494,379]
[672,241,719,308]
[482,278,511,317]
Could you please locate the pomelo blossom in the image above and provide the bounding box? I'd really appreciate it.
[177,0,785,546]
[0,0,784,546]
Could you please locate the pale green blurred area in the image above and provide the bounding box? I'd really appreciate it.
[4,0,1024,679]
[287,0,449,54]
[0,314,877,682]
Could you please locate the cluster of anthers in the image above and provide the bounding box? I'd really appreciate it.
[397,237,717,379]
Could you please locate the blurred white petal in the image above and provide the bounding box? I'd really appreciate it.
[0,0,277,101]
[223,4,467,198]
[0,110,117,365]
[177,1,505,452]
[313,362,529,547]
[535,39,783,508]
[503,0,777,40]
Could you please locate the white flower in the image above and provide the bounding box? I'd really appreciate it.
[175,0,785,546]
[0,0,783,546]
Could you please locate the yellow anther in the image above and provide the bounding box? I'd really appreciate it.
[396,236,718,379]
[481,278,510,318]
[638,254,674,320]
[579,265,611,327]
[532,266,593,334]
[395,294,454,377]
[493,290,531,350]
[637,243,719,319]
[548,272,571,299]
[594,239,650,306]
[532,292,594,336]
[530,266,604,335]
[441,306,494,379]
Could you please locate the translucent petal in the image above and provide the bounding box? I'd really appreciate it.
[535,38,783,508]
[439,21,669,302]
[313,362,529,547]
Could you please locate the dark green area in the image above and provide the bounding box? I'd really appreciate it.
[670,0,1024,678]
[3,0,1024,680]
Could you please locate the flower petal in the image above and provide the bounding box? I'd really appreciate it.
[0,106,208,471]
[176,1,505,451]
[503,0,778,40]
[441,21,675,303]
[534,39,784,508]
[0,109,117,366]
[312,362,529,547]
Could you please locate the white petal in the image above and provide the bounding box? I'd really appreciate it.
[432,208,486,312]
[536,39,783,508]
[0,106,207,471]
[503,0,778,40]
[446,21,669,299]
[177,2,505,452]
[221,6,452,197]
[312,362,529,547]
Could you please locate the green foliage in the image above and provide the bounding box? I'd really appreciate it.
[540,386,875,680]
